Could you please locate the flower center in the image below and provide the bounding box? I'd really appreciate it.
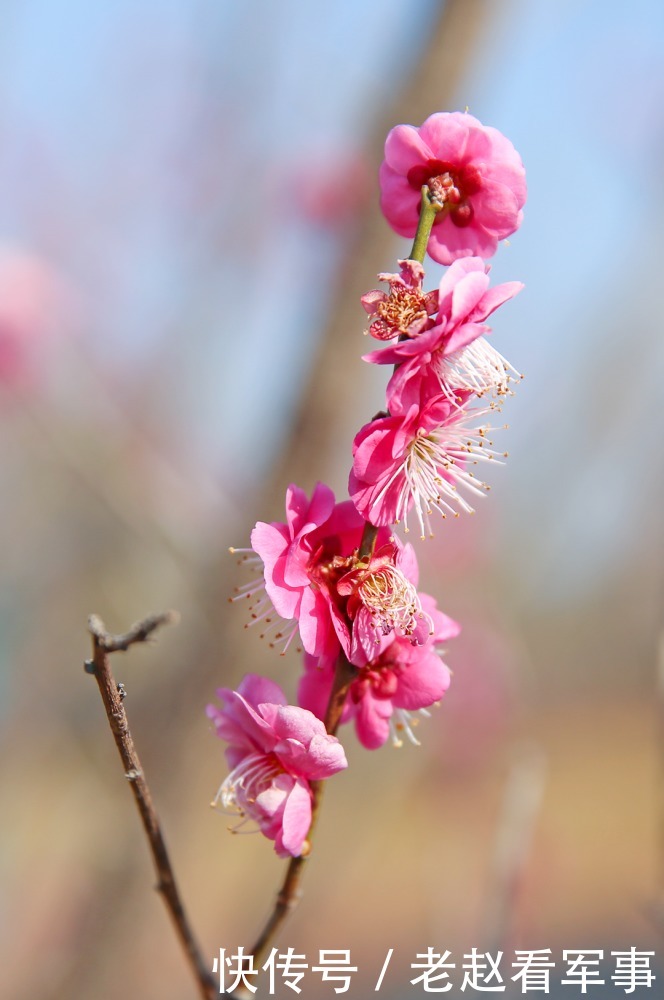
[356,563,422,638]
[215,752,282,816]
[406,159,482,228]
[351,663,399,702]
[374,285,428,340]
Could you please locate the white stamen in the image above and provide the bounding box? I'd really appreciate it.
[389,709,426,748]
[435,336,520,401]
[212,752,282,815]
[230,547,298,654]
[358,564,434,639]
[384,411,505,538]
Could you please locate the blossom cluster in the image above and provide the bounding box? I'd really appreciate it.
[208,112,526,857]
[352,255,522,536]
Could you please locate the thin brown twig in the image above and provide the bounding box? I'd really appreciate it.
[86,612,215,1000]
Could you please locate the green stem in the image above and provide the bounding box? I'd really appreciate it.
[408,185,441,264]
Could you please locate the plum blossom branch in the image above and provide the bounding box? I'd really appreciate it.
[221,109,525,985]
[85,612,216,1000]
[241,182,455,969]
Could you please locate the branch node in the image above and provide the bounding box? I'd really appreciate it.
[87,610,179,655]
[125,768,142,781]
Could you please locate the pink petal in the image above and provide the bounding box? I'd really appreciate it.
[298,585,338,660]
[428,217,498,265]
[277,731,348,780]
[384,123,433,173]
[378,163,421,234]
[207,678,283,754]
[278,778,313,856]
[396,541,419,586]
[472,178,521,236]
[304,481,337,530]
[450,269,490,325]
[354,690,393,750]
[394,649,451,709]
[273,704,327,745]
[443,321,490,356]
[361,289,386,316]
[250,521,302,619]
[468,281,523,324]
[418,112,471,161]
[437,256,486,314]
[284,483,310,534]
[297,657,334,722]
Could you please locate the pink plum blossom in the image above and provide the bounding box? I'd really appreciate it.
[244,481,340,664]
[238,483,435,667]
[299,594,460,749]
[364,257,523,406]
[361,259,437,341]
[0,246,76,390]
[207,674,347,857]
[379,112,526,265]
[349,391,504,537]
[335,538,434,663]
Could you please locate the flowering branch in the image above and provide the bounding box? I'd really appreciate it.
[212,109,525,993]
[85,612,216,1000]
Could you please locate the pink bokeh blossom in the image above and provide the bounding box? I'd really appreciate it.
[0,247,75,390]
[379,112,526,265]
[207,674,347,857]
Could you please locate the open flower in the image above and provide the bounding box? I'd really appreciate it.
[239,483,435,667]
[336,538,434,663]
[244,481,341,663]
[379,112,526,265]
[207,674,347,857]
[300,594,460,749]
[364,257,523,407]
[361,259,437,341]
[349,392,504,536]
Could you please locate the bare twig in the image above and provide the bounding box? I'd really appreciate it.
[87,609,180,653]
[86,612,215,1000]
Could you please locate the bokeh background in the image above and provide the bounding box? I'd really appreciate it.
[1,1,663,997]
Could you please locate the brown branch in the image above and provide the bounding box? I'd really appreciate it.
[85,612,215,1000]
[88,609,180,652]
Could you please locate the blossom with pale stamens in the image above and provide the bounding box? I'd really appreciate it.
[207,674,347,857]
[349,391,505,536]
[336,539,434,663]
[364,257,522,408]
[238,483,436,667]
